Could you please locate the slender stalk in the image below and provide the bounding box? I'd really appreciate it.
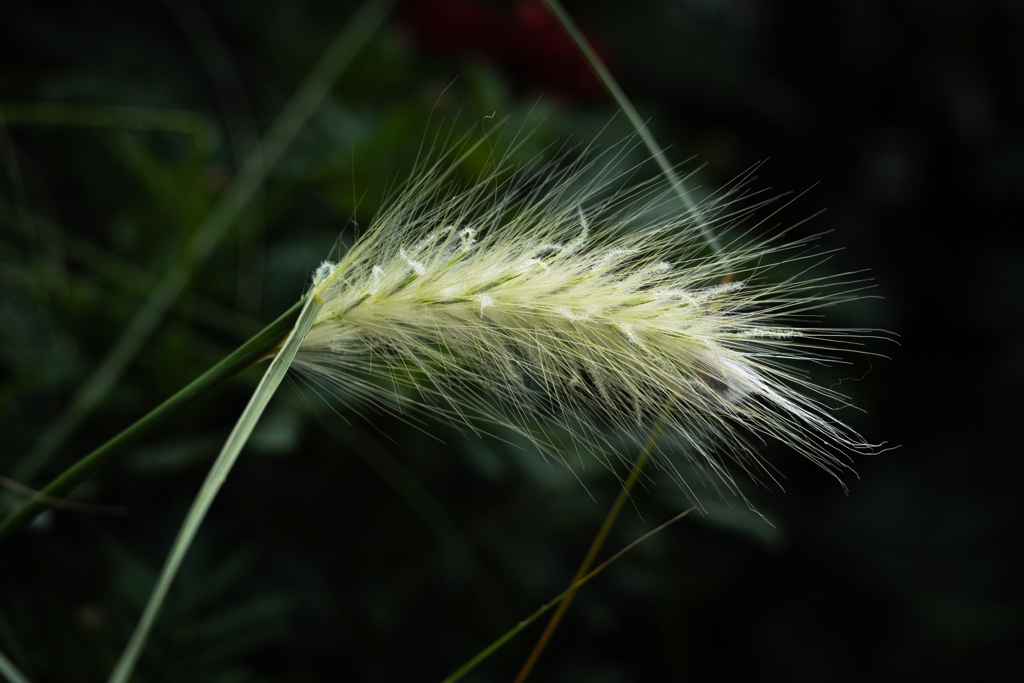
[509,7,727,679]
[542,0,721,255]
[0,647,30,683]
[107,293,322,683]
[512,412,669,683]
[0,298,304,543]
[0,611,32,683]
[7,0,396,490]
[441,507,693,683]
[0,475,126,517]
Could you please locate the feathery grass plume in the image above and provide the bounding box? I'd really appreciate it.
[296,141,878,501]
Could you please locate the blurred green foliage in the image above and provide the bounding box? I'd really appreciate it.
[1,0,1021,681]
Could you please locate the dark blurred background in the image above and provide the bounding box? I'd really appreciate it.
[0,0,1021,681]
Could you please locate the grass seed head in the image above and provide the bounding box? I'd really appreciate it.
[294,144,879,502]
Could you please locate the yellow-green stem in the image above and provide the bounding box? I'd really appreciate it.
[513,411,670,683]
[441,506,693,683]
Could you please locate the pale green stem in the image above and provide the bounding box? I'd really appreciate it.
[0,610,32,683]
[7,0,396,490]
[107,293,323,683]
[0,649,30,683]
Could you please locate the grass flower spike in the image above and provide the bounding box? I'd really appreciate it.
[297,148,875,499]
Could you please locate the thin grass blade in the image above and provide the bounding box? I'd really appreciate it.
[107,293,323,683]
[0,649,30,683]
[440,508,694,683]
[513,410,669,682]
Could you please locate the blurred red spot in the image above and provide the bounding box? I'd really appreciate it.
[402,0,610,103]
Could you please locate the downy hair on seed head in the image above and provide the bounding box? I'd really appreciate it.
[292,136,882,504]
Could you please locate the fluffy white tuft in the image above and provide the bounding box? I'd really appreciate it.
[292,148,880,501]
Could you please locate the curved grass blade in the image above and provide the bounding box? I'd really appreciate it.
[107,293,323,683]
[0,648,30,683]
[513,410,669,682]
[440,508,694,683]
